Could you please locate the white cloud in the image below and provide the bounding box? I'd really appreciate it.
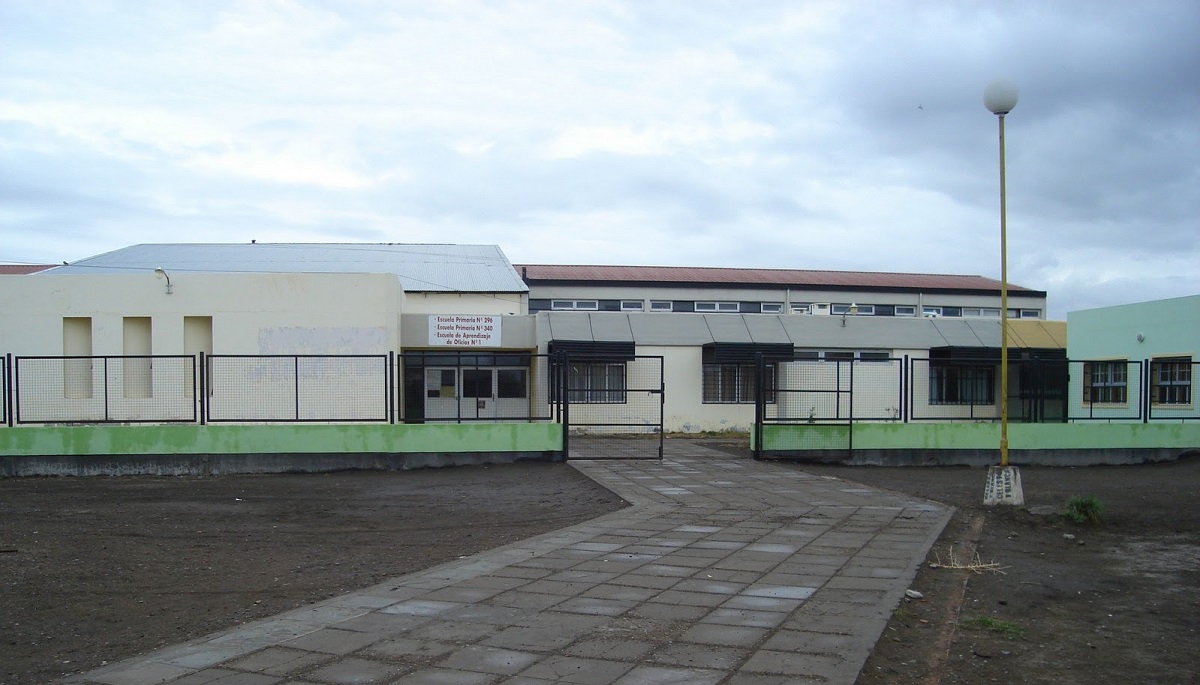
[0,0,1197,320]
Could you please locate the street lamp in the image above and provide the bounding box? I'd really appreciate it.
[154,267,173,295]
[983,78,1023,506]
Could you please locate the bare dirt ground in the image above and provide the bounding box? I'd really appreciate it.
[4,446,1199,685]
[791,453,1200,685]
[0,462,626,685]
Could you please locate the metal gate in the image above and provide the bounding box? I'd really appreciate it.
[562,355,664,460]
[753,356,858,460]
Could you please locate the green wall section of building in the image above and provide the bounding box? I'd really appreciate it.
[761,422,1200,452]
[1067,294,1200,361]
[0,423,563,457]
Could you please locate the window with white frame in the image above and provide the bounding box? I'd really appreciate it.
[894,305,917,316]
[1151,356,1192,405]
[832,303,874,316]
[760,302,783,313]
[694,301,740,313]
[1083,360,1128,404]
[551,299,598,311]
[650,300,673,312]
[962,307,1002,318]
[620,300,644,311]
[1020,309,1041,319]
[702,363,775,403]
[923,306,942,317]
[790,303,811,314]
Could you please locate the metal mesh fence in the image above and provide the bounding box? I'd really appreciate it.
[1068,359,1145,422]
[564,356,663,436]
[14,356,197,424]
[763,357,1180,425]
[206,355,389,422]
[767,359,903,423]
[398,352,554,423]
[909,358,1001,421]
[1147,360,1198,421]
[1,355,8,426]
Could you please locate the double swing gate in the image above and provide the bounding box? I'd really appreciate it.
[2,351,666,460]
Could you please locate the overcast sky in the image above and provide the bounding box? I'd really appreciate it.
[2,1,1196,318]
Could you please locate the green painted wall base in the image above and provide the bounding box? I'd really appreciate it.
[0,423,564,477]
[759,422,1200,466]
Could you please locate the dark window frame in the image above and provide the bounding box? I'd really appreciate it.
[929,362,995,405]
[702,363,776,404]
[567,362,627,404]
[1151,357,1192,406]
[1082,360,1128,405]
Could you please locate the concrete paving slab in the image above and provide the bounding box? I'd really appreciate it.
[63,440,951,685]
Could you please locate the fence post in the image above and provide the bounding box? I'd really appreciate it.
[198,352,206,425]
[389,351,396,425]
[293,356,300,421]
[847,359,855,457]
[558,352,570,460]
[901,354,910,423]
[102,357,111,422]
[753,353,764,460]
[4,353,12,427]
[1142,358,1151,423]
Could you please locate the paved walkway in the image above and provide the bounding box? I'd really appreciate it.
[67,442,952,685]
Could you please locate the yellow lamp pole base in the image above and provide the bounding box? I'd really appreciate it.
[984,465,1024,506]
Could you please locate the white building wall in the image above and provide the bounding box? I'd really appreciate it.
[403,292,527,316]
[0,273,404,423]
[0,273,404,355]
[637,345,754,433]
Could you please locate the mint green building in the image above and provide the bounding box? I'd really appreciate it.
[1068,295,1198,423]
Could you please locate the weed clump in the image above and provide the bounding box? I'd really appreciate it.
[1064,495,1104,524]
[960,616,1024,640]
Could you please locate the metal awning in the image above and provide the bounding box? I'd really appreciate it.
[703,342,795,364]
[547,340,636,361]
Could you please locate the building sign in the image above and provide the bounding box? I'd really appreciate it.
[428,315,502,347]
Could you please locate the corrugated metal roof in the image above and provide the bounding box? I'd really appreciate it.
[702,315,754,344]
[587,313,636,342]
[515,264,1043,295]
[743,316,793,344]
[42,244,527,293]
[543,312,1012,351]
[935,319,994,347]
[628,314,719,346]
[544,312,599,341]
[1007,320,1067,349]
[780,315,956,350]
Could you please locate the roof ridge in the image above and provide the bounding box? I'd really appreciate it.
[514,263,989,279]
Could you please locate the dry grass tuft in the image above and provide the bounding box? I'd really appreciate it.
[928,545,1008,574]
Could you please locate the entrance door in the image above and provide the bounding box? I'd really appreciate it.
[424,366,529,420]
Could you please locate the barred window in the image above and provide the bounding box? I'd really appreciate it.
[1082,361,1128,404]
[568,362,626,404]
[930,363,995,405]
[702,363,775,404]
[1151,357,1191,405]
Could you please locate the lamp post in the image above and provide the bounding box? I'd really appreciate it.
[983,78,1023,506]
